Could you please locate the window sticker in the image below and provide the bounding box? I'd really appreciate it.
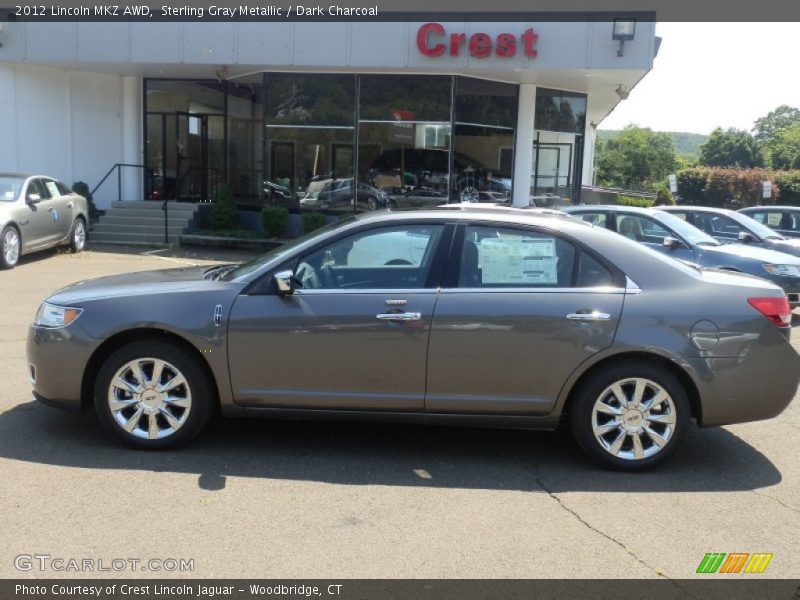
[3,192,14,200]
[45,181,60,197]
[479,237,558,285]
[767,213,782,227]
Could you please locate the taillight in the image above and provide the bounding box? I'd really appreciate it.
[747,296,792,328]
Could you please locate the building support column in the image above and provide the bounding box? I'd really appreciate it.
[512,83,536,207]
[582,94,598,190]
[121,76,143,202]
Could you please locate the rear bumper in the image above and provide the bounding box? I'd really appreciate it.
[689,326,800,427]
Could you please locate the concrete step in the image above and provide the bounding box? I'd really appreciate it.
[90,231,181,244]
[93,223,188,234]
[99,208,197,219]
[97,215,194,227]
[111,201,200,212]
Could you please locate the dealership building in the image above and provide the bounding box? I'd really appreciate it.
[0,17,657,222]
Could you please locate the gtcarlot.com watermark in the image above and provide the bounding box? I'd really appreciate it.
[14,554,195,573]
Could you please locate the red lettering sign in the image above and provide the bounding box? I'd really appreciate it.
[415,23,538,59]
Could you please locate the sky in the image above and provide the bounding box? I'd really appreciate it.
[600,23,800,135]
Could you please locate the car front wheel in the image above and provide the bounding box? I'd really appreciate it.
[94,340,214,449]
[1,225,21,269]
[69,217,86,253]
[569,361,690,471]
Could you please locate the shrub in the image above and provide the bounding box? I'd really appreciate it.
[262,206,289,238]
[676,167,779,208]
[302,212,326,233]
[72,181,99,220]
[210,185,240,231]
[653,184,675,206]
[773,171,800,206]
[616,195,654,208]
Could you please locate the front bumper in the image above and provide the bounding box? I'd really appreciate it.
[26,323,97,411]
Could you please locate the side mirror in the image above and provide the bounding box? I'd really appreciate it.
[663,236,682,249]
[738,231,755,243]
[274,269,295,295]
[27,193,41,204]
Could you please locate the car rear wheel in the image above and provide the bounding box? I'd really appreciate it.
[69,217,86,253]
[1,226,20,269]
[367,196,378,211]
[94,340,214,449]
[569,361,690,471]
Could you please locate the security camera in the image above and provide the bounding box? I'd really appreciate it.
[615,85,630,100]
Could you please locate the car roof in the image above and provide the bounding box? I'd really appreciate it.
[353,206,582,230]
[661,205,736,215]
[740,205,799,211]
[563,204,668,216]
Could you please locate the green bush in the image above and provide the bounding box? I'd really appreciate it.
[211,185,240,231]
[302,212,326,233]
[262,206,289,238]
[653,184,675,206]
[773,171,800,206]
[676,167,779,208]
[616,195,654,208]
[71,181,99,220]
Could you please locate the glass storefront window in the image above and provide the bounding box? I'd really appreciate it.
[264,75,356,213]
[228,77,265,208]
[531,88,587,206]
[359,75,451,123]
[265,74,355,127]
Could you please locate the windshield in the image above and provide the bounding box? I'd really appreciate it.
[0,177,24,202]
[222,216,358,280]
[730,211,786,239]
[654,211,720,246]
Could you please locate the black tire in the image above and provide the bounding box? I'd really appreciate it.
[69,217,87,253]
[1,225,21,269]
[569,360,690,471]
[388,199,398,209]
[94,340,215,449]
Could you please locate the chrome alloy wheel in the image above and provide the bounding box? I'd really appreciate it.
[3,228,20,266]
[73,220,86,250]
[108,358,192,440]
[591,378,677,461]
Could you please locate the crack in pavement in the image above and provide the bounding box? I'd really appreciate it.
[527,461,697,599]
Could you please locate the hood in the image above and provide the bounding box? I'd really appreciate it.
[703,242,800,265]
[45,266,226,305]
[766,237,800,256]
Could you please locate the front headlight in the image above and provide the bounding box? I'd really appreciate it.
[34,302,83,328]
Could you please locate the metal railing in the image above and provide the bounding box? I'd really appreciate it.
[90,164,154,203]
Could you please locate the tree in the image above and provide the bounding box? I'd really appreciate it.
[594,125,676,191]
[698,128,764,168]
[769,123,800,170]
[753,105,800,142]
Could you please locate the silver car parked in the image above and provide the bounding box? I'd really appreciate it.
[27,207,800,470]
[1,173,89,269]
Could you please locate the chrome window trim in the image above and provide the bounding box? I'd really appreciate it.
[440,286,628,294]
[293,288,439,296]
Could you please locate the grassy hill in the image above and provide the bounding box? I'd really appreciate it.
[597,129,708,156]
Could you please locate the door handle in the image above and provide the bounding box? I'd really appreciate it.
[566,310,611,321]
[376,312,422,322]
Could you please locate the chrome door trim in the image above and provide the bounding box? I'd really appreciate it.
[293,288,439,296]
[439,286,628,295]
[566,311,612,321]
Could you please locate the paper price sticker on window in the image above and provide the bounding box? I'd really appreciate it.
[480,237,558,285]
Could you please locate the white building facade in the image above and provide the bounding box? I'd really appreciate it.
[0,18,656,209]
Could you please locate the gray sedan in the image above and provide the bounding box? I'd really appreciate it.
[1,173,89,269]
[27,207,800,470]
[564,205,800,306]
